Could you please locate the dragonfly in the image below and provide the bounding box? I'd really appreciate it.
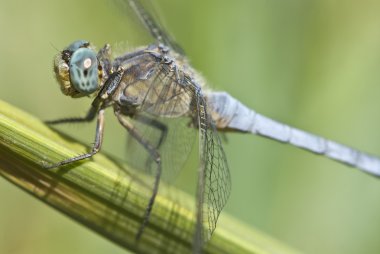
[45,0,380,253]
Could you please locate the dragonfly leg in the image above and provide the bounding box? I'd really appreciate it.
[115,109,161,241]
[134,115,168,150]
[133,116,167,173]
[43,109,105,169]
[45,106,97,125]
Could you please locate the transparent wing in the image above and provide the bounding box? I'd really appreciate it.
[122,61,231,247]
[115,0,186,55]
[124,113,196,182]
[124,63,196,181]
[195,91,231,246]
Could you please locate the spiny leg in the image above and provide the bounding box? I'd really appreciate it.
[45,106,98,125]
[44,109,105,169]
[132,115,168,172]
[115,109,161,241]
[135,115,168,150]
[119,92,168,149]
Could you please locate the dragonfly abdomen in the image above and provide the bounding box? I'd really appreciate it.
[207,91,380,177]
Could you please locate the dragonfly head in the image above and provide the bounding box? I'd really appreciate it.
[54,40,102,98]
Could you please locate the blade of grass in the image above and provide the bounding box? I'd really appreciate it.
[0,99,300,254]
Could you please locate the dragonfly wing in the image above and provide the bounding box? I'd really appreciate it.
[119,51,230,248]
[116,0,186,55]
[123,63,196,182]
[195,90,231,248]
[124,112,196,182]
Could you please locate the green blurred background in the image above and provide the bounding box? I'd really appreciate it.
[2,0,380,253]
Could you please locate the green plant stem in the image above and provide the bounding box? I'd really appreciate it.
[0,100,299,254]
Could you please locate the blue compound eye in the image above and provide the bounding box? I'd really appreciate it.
[66,40,89,52]
[69,48,99,94]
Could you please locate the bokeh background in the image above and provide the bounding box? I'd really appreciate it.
[2,0,380,253]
